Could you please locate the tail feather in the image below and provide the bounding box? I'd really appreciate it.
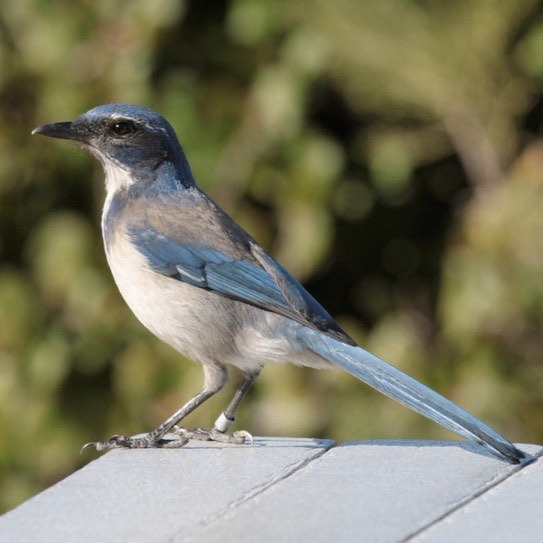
[304,332,525,464]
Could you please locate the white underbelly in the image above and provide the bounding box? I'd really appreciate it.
[103,233,328,371]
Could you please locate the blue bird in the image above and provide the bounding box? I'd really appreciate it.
[33,104,525,463]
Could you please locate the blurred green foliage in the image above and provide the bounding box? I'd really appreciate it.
[1,0,543,512]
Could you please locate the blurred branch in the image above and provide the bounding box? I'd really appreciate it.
[442,103,505,189]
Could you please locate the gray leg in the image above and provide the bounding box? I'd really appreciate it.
[84,364,228,451]
[184,369,261,443]
[214,369,261,433]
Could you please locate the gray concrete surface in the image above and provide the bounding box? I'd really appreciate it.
[0,438,540,543]
[413,443,543,543]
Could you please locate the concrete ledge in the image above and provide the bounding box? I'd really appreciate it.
[0,438,540,543]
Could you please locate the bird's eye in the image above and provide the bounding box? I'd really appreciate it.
[109,120,137,136]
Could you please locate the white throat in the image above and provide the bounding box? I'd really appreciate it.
[100,160,135,234]
[103,160,134,194]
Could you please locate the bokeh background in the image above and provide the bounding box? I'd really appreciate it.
[2,0,543,512]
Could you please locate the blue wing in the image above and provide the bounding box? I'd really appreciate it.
[129,226,354,345]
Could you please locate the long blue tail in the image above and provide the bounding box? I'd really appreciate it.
[303,331,525,464]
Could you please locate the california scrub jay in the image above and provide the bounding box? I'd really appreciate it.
[32,104,525,463]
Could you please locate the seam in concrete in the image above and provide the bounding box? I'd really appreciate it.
[171,439,337,543]
[402,447,543,542]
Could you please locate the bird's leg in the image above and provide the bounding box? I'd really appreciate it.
[83,388,219,451]
[188,369,261,444]
[83,365,228,451]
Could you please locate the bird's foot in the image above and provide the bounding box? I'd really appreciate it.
[174,426,253,445]
[81,427,252,452]
[81,432,190,452]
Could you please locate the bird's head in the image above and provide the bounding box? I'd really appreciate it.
[33,104,193,190]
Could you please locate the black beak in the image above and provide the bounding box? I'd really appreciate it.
[32,121,85,142]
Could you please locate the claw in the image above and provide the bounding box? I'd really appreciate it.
[81,441,98,454]
[233,430,253,445]
[81,440,110,453]
[81,434,133,452]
